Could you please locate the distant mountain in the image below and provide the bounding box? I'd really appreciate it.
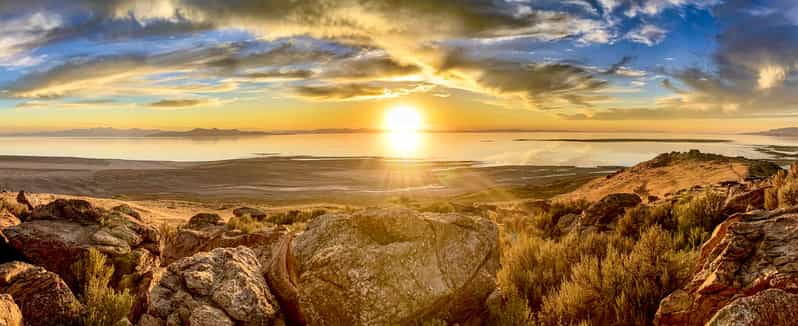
[744,127,798,137]
[146,128,270,137]
[2,127,162,137]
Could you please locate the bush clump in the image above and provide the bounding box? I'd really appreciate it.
[227,214,269,233]
[72,248,134,326]
[539,226,695,326]
[267,209,326,225]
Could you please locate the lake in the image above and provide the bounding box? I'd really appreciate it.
[0,132,795,167]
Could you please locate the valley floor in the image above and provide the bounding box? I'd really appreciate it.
[0,155,618,206]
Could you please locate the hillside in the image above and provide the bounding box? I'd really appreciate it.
[744,127,798,137]
[2,127,162,137]
[558,150,781,201]
[147,128,269,137]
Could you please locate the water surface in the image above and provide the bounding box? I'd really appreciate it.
[1,132,795,167]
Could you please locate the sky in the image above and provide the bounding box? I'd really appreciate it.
[1,0,798,133]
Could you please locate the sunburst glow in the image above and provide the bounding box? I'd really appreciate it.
[384,105,423,132]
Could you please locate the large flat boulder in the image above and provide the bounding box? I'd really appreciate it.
[142,246,281,325]
[293,208,500,325]
[655,208,798,325]
[2,199,161,322]
[0,261,82,326]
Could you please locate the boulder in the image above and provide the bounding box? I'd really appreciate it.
[293,208,500,325]
[162,218,290,266]
[0,261,82,326]
[0,294,23,326]
[705,288,798,326]
[2,198,161,322]
[186,213,224,228]
[233,207,267,219]
[655,208,798,325]
[142,247,281,325]
[112,204,142,220]
[722,187,766,216]
[578,193,641,232]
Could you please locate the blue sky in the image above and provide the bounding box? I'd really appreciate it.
[0,1,797,132]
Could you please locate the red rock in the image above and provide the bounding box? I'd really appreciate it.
[655,209,798,325]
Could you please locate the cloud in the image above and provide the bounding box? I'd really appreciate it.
[147,99,210,108]
[5,55,154,98]
[294,82,433,101]
[319,53,422,80]
[625,24,667,46]
[0,12,63,67]
[598,0,721,17]
[439,51,608,108]
[0,0,727,114]
[649,1,798,117]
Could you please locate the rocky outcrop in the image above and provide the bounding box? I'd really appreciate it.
[293,208,500,325]
[162,215,290,266]
[142,247,281,325]
[721,187,766,216]
[112,204,142,220]
[2,199,161,321]
[705,288,798,326]
[233,207,267,219]
[655,208,798,326]
[0,261,82,326]
[0,294,23,326]
[577,193,641,232]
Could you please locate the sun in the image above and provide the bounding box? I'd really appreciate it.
[384,105,423,132]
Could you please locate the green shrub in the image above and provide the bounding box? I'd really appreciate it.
[549,199,589,219]
[498,235,571,311]
[268,209,326,225]
[488,291,531,326]
[530,212,557,239]
[778,181,798,207]
[676,190,725,232]
[417,202,455,213]
[539,226,695,326]
[617,203,676,239]
[674,226,710,250]
[158,223,179,245]
[72,249,134,326]
[228,214,269,233]
[765,188,779,210]
[498,231,633,312]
